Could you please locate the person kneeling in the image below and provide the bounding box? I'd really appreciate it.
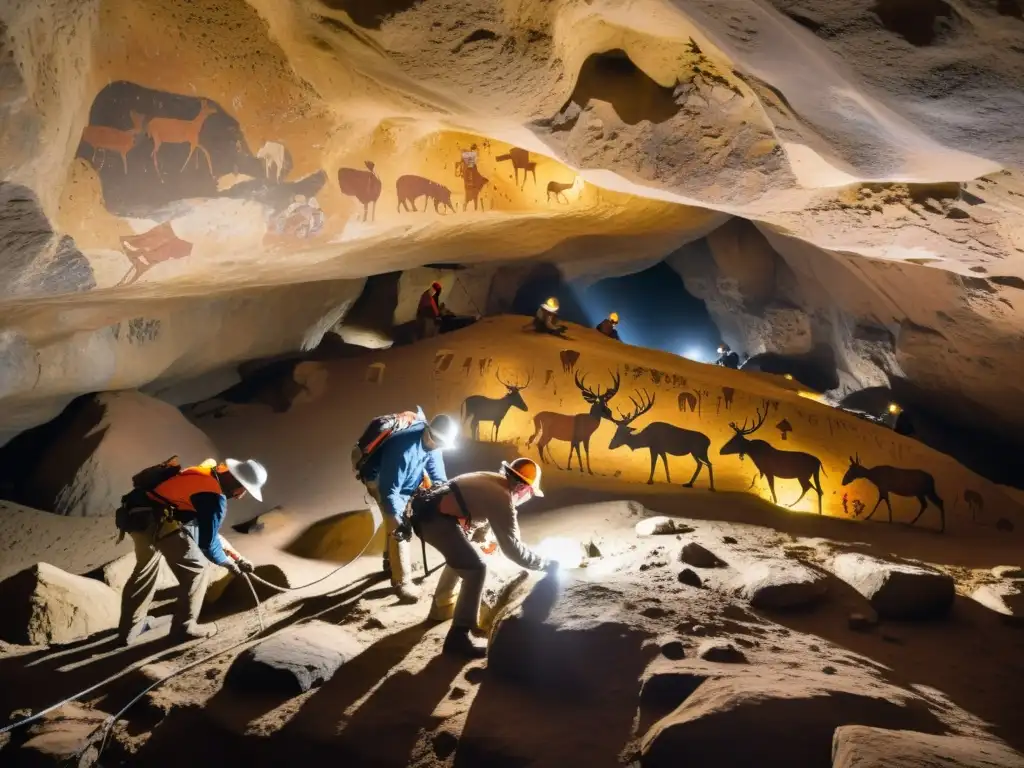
[410,457,556,658]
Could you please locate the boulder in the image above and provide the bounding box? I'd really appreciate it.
[831,554,954,620]
[848,612,877,632]
[14,391,217,517]
[832,725,1024,767]
[992,565,1024,580]
[232,507,292,535]
[94,551,178,593]
[678,568,703,588]
[971,582,1024,622]
[16,703,108,768]
[636,517,694,537]
[215,564,291,613]
[0,563,120,645]
[225,621,362,695]
[696,640,747,664]
[735,560,828,610]
[679,541,724,568]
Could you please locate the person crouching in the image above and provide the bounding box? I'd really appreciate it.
[414,457,556,658]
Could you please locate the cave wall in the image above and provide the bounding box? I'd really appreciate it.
[205,316,1023,536]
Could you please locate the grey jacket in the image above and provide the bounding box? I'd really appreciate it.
[439,471,545,570]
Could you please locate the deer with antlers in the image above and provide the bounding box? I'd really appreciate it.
[527,370,619,473]
[842,455,944,532]
[608,389,715,489]
[461,368,532,441]
[147,99,218,178]
[720,403,825,513]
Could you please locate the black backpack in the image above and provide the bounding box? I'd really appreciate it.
[114,456,183,542]
[352,410,424,482]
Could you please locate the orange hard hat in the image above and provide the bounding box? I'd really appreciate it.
[502,457,544,497]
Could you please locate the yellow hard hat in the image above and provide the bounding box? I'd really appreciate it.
[503,457,544,497]
[609,312,619,324]
[541,297,560,313]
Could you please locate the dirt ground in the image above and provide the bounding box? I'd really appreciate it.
[1,453,1023,766]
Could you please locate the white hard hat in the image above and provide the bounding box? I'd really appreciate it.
[427,414,460,451]
[225,458,268,502]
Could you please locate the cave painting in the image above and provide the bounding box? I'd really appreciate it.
[608,389,715,489]
[455,144,489,211]
[547,179,574,204]
[495,147,537,189]
[722,386,735,409]
[721,404,825,514]
[75,81,325,220]
[116,222,193,286]
[338,162,382,222]
[269,195,324,239]
[560,349,580,372]
[527,370,619,473]
[841,454,945,532]
[461,368,532,441]
[776,419,792,440]
[963,489,983,521]
[396,174,456,214]
[678,388,709,417]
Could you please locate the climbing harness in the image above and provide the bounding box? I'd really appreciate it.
[0,522,381,754]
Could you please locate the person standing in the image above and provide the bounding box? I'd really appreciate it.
[118,458,267,645]
[415,457,557,658]
[416,281,443,340]
[596,312,620,340]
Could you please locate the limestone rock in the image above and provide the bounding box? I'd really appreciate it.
[12,391,216,517]
[696,640,747,664]
[832,725,1024,768]
[636,517,694,537]
[94,551,178,593]
[971,582,1024,621]
[992,565,1024,580]
[216,564,291,612]
[16,703,108,768]
[225,621,362,695]
[678,568,703,588]
[679,541,724,569]
[848,612,877,632]
[0,563,119,645]
[232,507,292,535]
[735,560,828,610]
[831,554,954,620]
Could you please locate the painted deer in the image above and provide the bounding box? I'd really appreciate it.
[609,389,715,489]
[461,368,532,441]
[256,140,287,182]
[495,147,537,189]
[963,489,983,521]
[147,99,218,177]
[720,404,825,513]
[841,454,944,532]
[527,370,620,473]
[547,180,574,204]
[80,111,144,173]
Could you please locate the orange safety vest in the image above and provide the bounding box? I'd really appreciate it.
[149,465,223,513]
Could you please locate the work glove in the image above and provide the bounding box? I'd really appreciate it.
[237,557,256,575]
[224,560,242,576]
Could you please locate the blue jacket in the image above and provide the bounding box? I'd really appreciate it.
[188,493,231,566]
[371,422,448,520]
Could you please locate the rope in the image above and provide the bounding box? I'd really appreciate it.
[453,275,483,318]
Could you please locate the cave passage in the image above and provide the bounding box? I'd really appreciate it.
[511,261,721,359]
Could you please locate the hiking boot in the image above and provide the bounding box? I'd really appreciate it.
[170,621,218,642]
[443,626,487,659]
[395,582,422,605]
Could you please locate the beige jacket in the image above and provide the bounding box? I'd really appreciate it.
[438,471,544,570]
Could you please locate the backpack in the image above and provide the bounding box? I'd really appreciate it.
[352,409,425,482]
[114,456,183,542]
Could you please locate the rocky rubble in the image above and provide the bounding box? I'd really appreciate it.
[832,725,1024,768]
[830,553,955,620]
[733,559,829,610]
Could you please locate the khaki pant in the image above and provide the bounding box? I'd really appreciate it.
[118,522,211,639]
[417,513,486,629]
[365,481,413,587]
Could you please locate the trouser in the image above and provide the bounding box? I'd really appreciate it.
[417,512,486,629]
[417,317,439,340]
[365,481,413,587]
[118,522,211,638]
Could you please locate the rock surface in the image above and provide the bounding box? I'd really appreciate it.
[679,541,724,569]
[0,563,119,645]
[971,582,1024,621]
[225,621,362,695]
[831,554,955,620]
[15,703,108,768]
[696,641,747,664]
[734,560,829,610]
[636,517,694,537]
[95,551,178,593]
[832,726,1024,768]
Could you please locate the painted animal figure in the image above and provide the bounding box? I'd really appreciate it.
[963,489,983,521]
[256,140,287,182]
[146,99,218,178]
[527,370,619,473]
[722,387,735,409]
[720,404,825,513]
[547,180,574,204]
[495,147,537,189]
[80,111,144,173]
[396,174,456,213]
[456,159,489,211]
[560,349,580,372]
[609,389,714,489]
[461,368,532,441]
[842,454,944,532]
[678,391,697,412]
[338,161,382,221]
[116,222,193,287]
